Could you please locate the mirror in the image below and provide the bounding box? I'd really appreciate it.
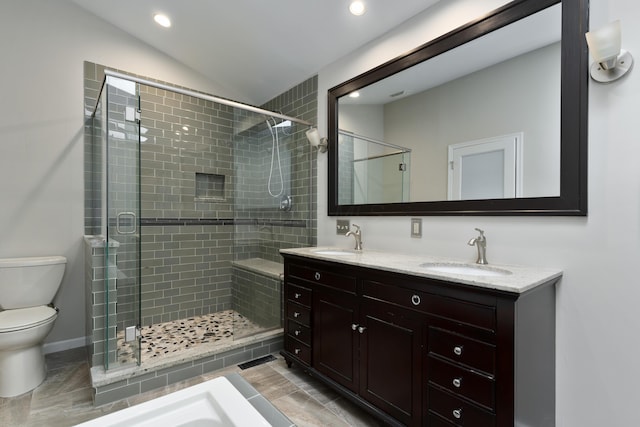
[328,0,588,216]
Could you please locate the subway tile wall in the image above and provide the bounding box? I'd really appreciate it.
[137,83,237,327]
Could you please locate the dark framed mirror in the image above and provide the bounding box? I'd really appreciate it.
[328,0,588,216]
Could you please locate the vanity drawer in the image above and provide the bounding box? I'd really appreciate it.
[428,385,495,426]
[286,283,311,308]
[362,279,428,312]
[428,355,495,410]
[287,319,311,345]
[362,279,496,333]
[426,293,496,333]
[285,339,311,365]
[286,302,311,326]
[428,327,496,375]
[288,263,356,293]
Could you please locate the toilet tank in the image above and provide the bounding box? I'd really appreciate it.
[0,256,67,309]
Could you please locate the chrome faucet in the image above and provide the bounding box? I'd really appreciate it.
[468,228,488,265]
[346,224,363,251]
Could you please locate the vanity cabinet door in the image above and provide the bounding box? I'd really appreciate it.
[359,297,424,427]
[313,285,360,393]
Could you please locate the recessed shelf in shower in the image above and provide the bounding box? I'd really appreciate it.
[195,172,225,201]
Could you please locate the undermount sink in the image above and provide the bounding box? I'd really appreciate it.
[312,249,356,256]
[419,262,512,277]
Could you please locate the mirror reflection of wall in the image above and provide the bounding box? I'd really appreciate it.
[336,2,561,204]
[385,42,560,202]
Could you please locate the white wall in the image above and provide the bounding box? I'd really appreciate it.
[317,0,640,425]
[0,0,243,348]
[385,42,561,200]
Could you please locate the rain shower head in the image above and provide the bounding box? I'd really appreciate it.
[305,127,328,153]
[273,120,291,129]
[266,119,291,131]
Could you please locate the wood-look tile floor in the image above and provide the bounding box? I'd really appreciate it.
[0,347,384,426]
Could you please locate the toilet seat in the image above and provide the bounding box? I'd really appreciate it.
[0,306,57,333]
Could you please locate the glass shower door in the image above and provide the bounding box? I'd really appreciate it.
[104,76,142,369]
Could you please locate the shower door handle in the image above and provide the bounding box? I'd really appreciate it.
[116,212,137,235]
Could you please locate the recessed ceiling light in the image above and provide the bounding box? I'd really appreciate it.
[349,91,360,98]
[153,13,171,28]
[349,1,366,16]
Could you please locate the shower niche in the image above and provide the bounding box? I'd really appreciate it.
[195,172,226,202]
[84,63,317,404]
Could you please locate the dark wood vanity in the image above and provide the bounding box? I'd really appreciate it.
[281,250,559,426]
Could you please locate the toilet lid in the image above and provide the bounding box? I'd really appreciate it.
[0,306,57,332]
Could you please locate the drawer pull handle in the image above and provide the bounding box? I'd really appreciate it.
[294,330,301,336]
[452,408,463,419]
[294,293,301,299]
[294,348,301,355]
[411,294,421,305]
[314,272,321,280]
[294,312,301,318]
[352,323,359,331]
[452,377,462,388]
[453,345,463,356]
[358,326,367,334]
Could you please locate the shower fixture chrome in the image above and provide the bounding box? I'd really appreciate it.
[280,195,293,212]
[98,70,313,127]
[267,118,285,198]
[305,127,328,153]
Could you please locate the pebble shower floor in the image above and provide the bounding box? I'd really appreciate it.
[116,310,263,365]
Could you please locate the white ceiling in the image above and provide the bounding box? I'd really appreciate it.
[71,0,441,104]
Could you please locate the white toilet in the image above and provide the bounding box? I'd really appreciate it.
[0,256,66,397]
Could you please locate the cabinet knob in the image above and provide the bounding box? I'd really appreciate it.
[411,294,421,305]
[314,272,321,280]
[358,326,367,334]
[294,311,301,318]
[452,377,462,388]
[294,292,301,299]
[294,330,301,336]
[352,323,359,331]
[294,348,301,355]
[452,408,463,419]
[453,345,463,356]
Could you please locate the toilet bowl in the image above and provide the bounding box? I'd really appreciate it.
[0,256,66,397]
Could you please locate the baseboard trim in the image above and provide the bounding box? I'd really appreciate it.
[43,336,89,355]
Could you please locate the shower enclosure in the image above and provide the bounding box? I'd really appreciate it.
[87,69,316,371]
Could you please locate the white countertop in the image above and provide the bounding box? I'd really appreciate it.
[280,247,562,294]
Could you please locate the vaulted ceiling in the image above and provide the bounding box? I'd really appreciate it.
[71,0,441,104]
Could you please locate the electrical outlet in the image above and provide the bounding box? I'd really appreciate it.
[411,218,422,238]
[336,219,350,235]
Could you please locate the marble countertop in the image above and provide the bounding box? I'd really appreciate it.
[280,247,562,294]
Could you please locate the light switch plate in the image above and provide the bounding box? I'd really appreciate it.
[336,219,350,235]
[411,218,422,238]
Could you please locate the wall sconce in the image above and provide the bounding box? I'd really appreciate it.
[585,20,633,83]
[305,127,328,153]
